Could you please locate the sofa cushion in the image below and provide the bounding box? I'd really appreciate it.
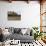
[8,27,14,34]
[14,28,21,33]
[21,28,27,35]
[8,33,34,43]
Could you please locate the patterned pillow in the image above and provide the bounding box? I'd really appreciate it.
[8,27,14,34]
[21,28,27,35]
[14,28,21,34]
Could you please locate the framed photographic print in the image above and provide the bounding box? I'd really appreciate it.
[8,11,21,20]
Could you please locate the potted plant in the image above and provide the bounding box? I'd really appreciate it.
[32,27,38,40]
[32,27,43,40]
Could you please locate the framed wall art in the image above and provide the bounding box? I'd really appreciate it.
[8,11,21,20]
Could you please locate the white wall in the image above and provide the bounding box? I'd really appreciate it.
[0,1,40,28]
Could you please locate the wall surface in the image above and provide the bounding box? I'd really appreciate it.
[0,1,40,28]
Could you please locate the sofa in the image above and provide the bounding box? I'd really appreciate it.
[2,27,34,43]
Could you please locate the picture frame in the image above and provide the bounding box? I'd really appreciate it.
[8,11,21,20]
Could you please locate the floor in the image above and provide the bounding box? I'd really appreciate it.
[21,40,46,46]
[0,40,46,46]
